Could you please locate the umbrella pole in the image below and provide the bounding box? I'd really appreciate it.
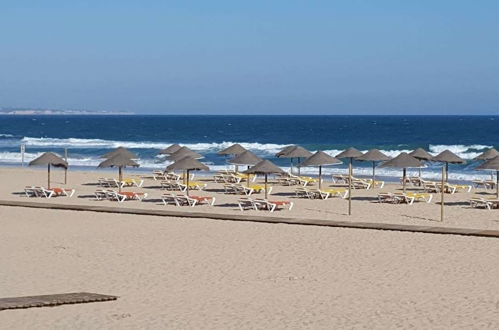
[441,165,445,222]
[319,165,322,190]
[372,161,376,189]
[496,170,498,198]
[64,147,68,184]
[265,174,268,199]
[403,168,406,193]
[290,159,293,175]
[186,169,190,196]
[445,162,449,182]
[298,158,301,176]
[419,167,422,178]
[47,164,51,189]
[118,166,122,193]
[348,158,352,216]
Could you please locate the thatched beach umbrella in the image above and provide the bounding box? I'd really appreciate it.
[229,150,262,186]
[378,152,422,193]
[218,143,247,156]
[167,147,203,161]
[29,152,68,189]
[167,156,209,196]
[474,148,499,161]
[101,146,138,159]
[276,145,312,175]
[336,147,363,215]
[356,149,390,187]
[299,151,342,189]
[244,160,284,199]
[159,144,182,155]
[98,154,139,192]
[476,155,499,198]
[219,143,248,172]
[409,148,433,177]
[432,150,465,182]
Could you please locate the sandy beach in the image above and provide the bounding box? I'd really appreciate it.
[1,205,499,329]
[0,166,498,328]
[0,167,497,231]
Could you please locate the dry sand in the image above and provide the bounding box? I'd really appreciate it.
[1,206,499,329]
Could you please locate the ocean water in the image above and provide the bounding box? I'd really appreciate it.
[0,115,498,181]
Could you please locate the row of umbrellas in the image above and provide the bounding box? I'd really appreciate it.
[28,144,499,214]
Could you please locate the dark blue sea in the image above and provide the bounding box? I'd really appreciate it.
[0,115,498,181]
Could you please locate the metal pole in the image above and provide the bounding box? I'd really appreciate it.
[118,167,122,193]
[21,144,25,167]
[265,174,268,199]
[372,161,376,189]
[319,165,322,189]
[403,168,406,193]
[47,164,51,189]
[64,148,68,184]
[186,169,190,196]
[441,165,445,222]
[348,158,352,215]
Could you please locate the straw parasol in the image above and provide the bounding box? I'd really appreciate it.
[244,160,284,199]
[167,156,209,196]
[378,152,422,193]
[476,155,499,198]
[167,147,203,161]
[409,148,433,177]
[218,143,247,156]
[159,144,182,155]
[432,150,465,182]
[229,150,262,166]
[356,149,390,187]
[219,143,248,172]
[29,152,68,189]
[98,154,139,192]
[474,148,499,161]
[229,150,262,186]
[101,147,138,159]
[276,145,312,175]
[336,147,363,215]
[299,151,342,189]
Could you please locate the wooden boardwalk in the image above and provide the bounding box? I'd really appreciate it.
[0,199,498,238]
[0,292,117,311]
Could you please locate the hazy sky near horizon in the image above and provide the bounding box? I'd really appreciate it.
[1,1,498,115]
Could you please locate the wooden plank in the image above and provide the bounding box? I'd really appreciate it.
[0,292,117,311]
[0,199,499,238]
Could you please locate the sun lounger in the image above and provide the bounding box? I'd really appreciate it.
[472,180,496,189]
[49,187,75,197]
[119,191,148,201]
[321,188,349,199]
[366,179,385,189]
[238,197,257,211]
[254,199,294,212]
[405,192,433,203]
[331,174,348,183]
[95,189,112,200]
[175,194,198,207]
[470,197,499,210]
[190,195,216,206]
[121,178,144,187]
[186,181,207,190]
[351,179,371,189]
[307,189,330,200]
[224,184,254,195]
[161,193,178,206]
[248,184,271,194]
[295,187,311,198]
[24,186,40,197]
[378,192,414,205]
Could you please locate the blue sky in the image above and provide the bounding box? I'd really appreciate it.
[1,1,498,114]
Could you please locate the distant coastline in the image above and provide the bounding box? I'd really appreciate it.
[0,108,133,116]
